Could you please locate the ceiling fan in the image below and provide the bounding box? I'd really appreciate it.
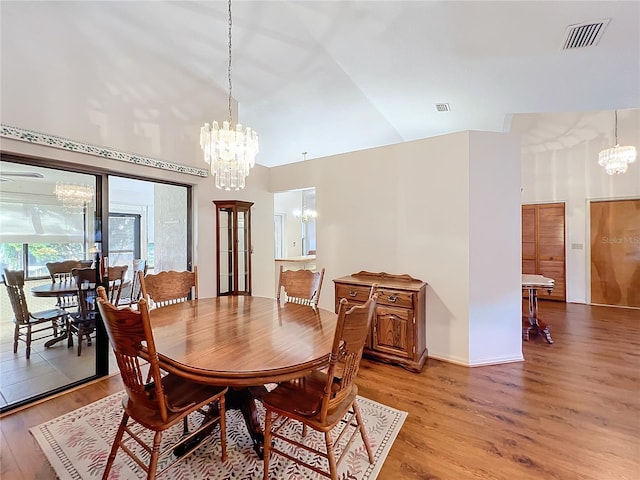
[0,171,44,182]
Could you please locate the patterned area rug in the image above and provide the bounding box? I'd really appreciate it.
[31,390,406,479]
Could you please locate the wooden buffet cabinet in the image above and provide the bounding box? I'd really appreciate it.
[333,271,427,372]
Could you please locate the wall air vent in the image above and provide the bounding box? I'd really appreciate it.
[435,103,450,112]
[562,19,610,49]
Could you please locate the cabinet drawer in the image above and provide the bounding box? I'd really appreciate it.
[335,284,372,303]
[375,288,413,308]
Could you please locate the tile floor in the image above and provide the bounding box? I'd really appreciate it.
[0,283,116,408]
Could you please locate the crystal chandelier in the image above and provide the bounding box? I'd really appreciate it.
[598,110,637,175]
[55,182,94,207]
[200,0,258,191]
[294,208,317,223]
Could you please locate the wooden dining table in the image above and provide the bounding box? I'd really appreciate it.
[31,279,130,347]
[522,274,554,344]
[145,295,338,457]
[30,279,128,297]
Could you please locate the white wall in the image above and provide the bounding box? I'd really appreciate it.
[270,131,523,366]
[514,109,640,303]
[468,133,523,365]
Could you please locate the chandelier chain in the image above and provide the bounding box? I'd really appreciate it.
[614,109,618,144]
[199,0,259,191]
[227,0,233,123]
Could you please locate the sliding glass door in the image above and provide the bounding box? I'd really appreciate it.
[0,159,103,412]
[1,159,192,413]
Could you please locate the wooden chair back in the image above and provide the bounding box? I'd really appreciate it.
[3,269,31,323]
[139,266,198,309]
[319,291,378,421]
[96,287,170,421]
[46,259,92,282]
[106,265,128,305]
[96,287,228,478]
[46,259,92,309]
[71,267,98,322]
[277,266,325,307]
[4,268,69,358]
[116,259,147,306]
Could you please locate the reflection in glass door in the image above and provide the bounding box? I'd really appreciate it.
[108,176,190,276]
[0,162,192,413]
[0,159,103,412]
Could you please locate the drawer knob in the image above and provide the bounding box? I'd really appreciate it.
[349,291,358,297]
[388,295,398,303]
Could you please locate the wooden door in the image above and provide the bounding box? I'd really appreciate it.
[522,205,537,275]
[521,203,566,301]
[590,199,640,308]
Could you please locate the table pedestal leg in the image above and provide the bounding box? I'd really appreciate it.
[172,386,267,458]
[44,317,71,348]
[522,287,553,344]
[523,315,553,344]
[227,386,267,458]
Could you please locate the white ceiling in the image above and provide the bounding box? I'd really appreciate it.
[1,1,639,168]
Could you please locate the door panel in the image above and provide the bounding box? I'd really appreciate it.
[521,203,566,301]
[373,306,412,358]
[590,199,640,308]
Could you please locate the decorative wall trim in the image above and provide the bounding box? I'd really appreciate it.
[0,124,209,178]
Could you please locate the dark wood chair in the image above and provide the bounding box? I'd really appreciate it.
[276,266,325,308]
[2,268,69,359]
[45,259,93,310]
[95,287,228,480]
[118,259,147,307]
[106,264,128,305]
[68,267,98,356]
[139,266,198,309]
[262,291,379,480]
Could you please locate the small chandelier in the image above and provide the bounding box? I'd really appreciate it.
[200,0,258,191]
[598,110,637,175]
[55,182,94,207]
[294,208,317,223]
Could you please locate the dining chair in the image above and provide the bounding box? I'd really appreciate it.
[262,290,379,480]
[276,266,325,308]
[118,259,147,307]
[139,266,198,309]
[45,259,93,310]
[106,264,128,305]
[68,267,98,356]
[2,268,69,359]
[95,287,228,480]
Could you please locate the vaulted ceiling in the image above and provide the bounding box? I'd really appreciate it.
[1,1,638,168]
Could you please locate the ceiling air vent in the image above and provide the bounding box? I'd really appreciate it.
[435,103,450,112]
[562,19,610,49]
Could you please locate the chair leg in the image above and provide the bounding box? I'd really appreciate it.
[263,409,272,480]
[67,320,74,348]
[77,325,83,356]
[13,324,19,354]
[25,325,32,359]
[102,413,129,480]
[325,430,338,480]
[147,431,163,479]
[219,395,227,462]
[353,401,374,463]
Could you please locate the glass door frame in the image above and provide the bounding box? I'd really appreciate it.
[0,152,193,413]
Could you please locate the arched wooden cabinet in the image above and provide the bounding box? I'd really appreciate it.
[214,200,253,296]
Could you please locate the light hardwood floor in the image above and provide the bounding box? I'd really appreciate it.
[1,300,639,480]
